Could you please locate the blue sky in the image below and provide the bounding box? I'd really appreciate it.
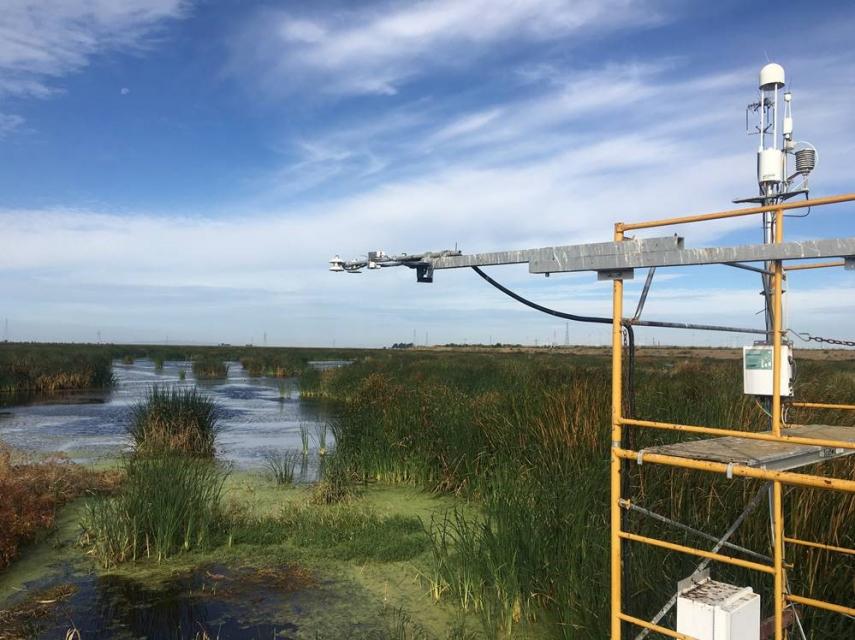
[1,0,854,347]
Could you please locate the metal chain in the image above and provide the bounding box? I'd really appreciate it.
[790,330,855,348]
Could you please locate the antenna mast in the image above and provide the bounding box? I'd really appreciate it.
[738,63,818,340]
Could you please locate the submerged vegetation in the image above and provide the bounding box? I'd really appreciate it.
[229,499,428,562]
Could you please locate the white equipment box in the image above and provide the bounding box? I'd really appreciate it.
[743,345,793,397]
[677,573,760,640]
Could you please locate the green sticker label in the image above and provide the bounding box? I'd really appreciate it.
[745,349,773,370]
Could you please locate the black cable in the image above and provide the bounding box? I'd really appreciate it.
[784,192,812,219]
[470,265,613,325]
[470,265,637,412]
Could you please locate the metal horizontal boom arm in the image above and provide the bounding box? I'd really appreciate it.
[332,237,855,279]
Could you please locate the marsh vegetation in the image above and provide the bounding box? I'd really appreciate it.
[191,356,229,380]
[1,344,852,639]
[82,386,228,566]
[263,449,300,485]
[0,345,114,394]
[316,351,855,638]
[0,445,118,570]
[128,386,220,458]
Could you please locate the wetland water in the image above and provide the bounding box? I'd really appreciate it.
[0,360,396,640]
[4,560,387,640]
[0,359,333,474]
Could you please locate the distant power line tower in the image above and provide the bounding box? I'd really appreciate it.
[263,332,267,347]
[3,318,8,342]
[565,322,570,346]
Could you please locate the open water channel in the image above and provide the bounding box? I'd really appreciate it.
[0,359,334,476]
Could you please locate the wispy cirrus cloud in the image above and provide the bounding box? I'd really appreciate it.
[0,0,189,99]
[0,112,25,137]
[229,0,665,97]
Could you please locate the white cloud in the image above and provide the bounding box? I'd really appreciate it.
[2,200,852,347]
[0,112,25,137]
[229,0,663,97]
[430,108,504,142]
[3,4,854,345]
[0,0,188,98]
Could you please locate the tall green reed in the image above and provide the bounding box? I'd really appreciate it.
[328,352,855,638]
[81,454,227,566]
[0,345,114,394]
[128,386,220,458]
[192,356,229,380]
[299,423,311,457]
[83,384,228,567]
[263,449,299,485]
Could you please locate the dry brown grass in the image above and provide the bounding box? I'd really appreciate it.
[0,443,121,570]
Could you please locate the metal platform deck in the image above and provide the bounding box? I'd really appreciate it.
[642,424,855,471]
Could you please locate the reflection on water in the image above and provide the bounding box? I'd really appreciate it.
[0,359,334,474]
[6,560,392,640]
[9,564,314,639]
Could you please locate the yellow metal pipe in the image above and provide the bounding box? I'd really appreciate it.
[773,482,784,640]
[784,260,846,271]
[772,207,785,640]
[790,401,855,411]
[610,225,624,640]
[784,536,855,557]
[618,613,699,640]
[619,417,855,452]
[614,448,855,493]
[787,593,855,618]
[772,207,783,437]
[619,193,855,231]
[619,531,775,574]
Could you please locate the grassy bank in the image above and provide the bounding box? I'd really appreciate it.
[317,351,855,638]
[1,473,479,640]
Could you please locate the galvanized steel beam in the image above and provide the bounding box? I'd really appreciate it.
[426,237,855,274]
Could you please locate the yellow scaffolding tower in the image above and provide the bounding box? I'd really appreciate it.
[329,189,855,637]
[609,194,855,639]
